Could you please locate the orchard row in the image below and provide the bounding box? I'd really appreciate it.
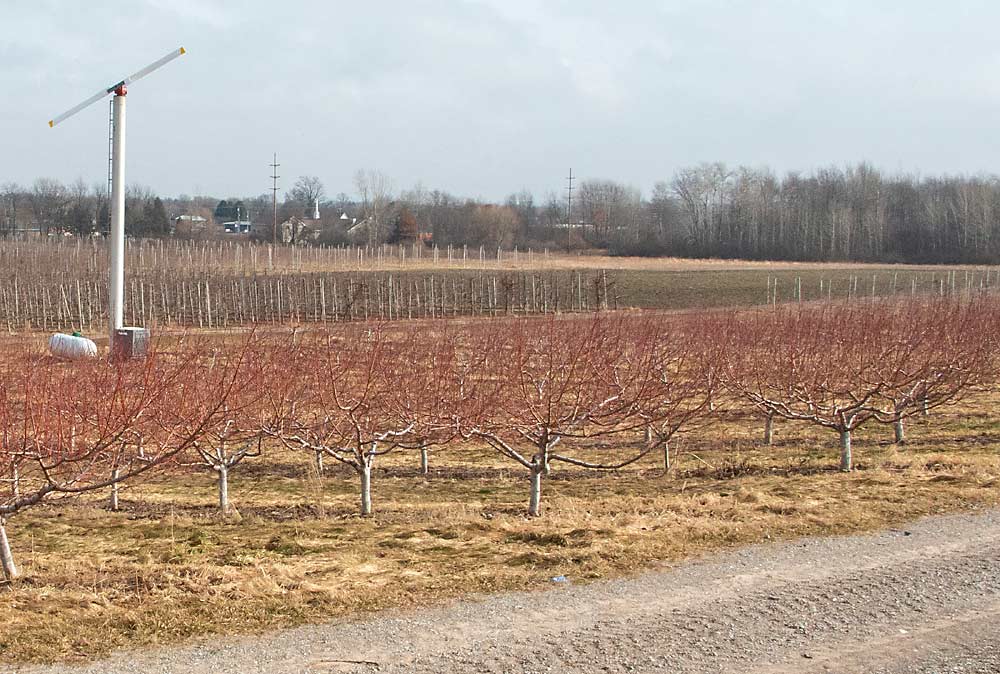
[1,297,994,581]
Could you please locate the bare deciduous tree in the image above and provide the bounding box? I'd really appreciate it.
[29,178,68,236]
[186,338,274,515]
[269,325,454,516]
[462,315,714,516]
[288,176,326,217]
[719,299,995,472]
[0,183,22,236]
[353,169,394,246]
[0,337,256,580]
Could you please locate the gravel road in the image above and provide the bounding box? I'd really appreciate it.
[10,508,1000,674]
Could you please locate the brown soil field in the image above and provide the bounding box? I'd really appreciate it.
[0,258,990,336]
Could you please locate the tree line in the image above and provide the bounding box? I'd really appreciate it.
[7,163,1000,264]
[656,162,1000,264]
[0,179,170,238]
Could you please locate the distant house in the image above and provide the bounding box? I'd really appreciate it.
[172,214,209,236]
[222,220,252,234]
[345,214,433,246]
[345,217,370,241]
[278,216,321,244]
[173,215,208,225]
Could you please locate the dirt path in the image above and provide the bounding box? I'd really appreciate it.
[11,508,1000,674]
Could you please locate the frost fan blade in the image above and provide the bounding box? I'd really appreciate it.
[48,47,186,127]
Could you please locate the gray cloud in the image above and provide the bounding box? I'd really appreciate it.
[3,0,999,201]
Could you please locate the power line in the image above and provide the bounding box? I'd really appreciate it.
[566,168,575,225]
[565,168,575,249]
[270,153,280,245]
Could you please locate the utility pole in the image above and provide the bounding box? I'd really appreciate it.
[565,168,575,250]
[270,153,280,245]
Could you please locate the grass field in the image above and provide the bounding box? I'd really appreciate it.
[613,266,970,309]
[3,389,998,663]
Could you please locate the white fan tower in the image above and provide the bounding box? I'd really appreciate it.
[49,47,186,351]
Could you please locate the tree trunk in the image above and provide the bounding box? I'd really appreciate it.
[109,467,120,511]
[663,441,671,471]
[922,399,930,417]
[419,448,429,475]
[0,517,18,581]
[763,414,774,445]
[839,429,853,472]
[644,424,653,445]
[359,462,373,517]
[893,418,905,444]
[528,464,543,517]
[315,451,324,476]
[218,464,230,514]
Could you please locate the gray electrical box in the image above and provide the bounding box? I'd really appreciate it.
[112,327,150,360]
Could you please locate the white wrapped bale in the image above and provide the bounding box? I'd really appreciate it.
[48,333,98,360]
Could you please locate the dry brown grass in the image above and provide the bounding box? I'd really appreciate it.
[2,390,999,664]
[245,249,995,274]
[492,254,993,273]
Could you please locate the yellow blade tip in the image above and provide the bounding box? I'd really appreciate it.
[180,47,186,55]
[48,120,54,128]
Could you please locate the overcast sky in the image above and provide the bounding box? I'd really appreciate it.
[3,0,999,201]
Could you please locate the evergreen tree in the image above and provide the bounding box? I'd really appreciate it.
[144,197,171,237]
[124,202,145,235]
[390,207,419,243]
[214,199,231,222]
[96,203,109,235]
[67,201,93,237]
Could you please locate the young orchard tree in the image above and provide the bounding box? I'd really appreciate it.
[0,391,21,502]
[271,324,456,516]
[640,320,719,471]
[0,376,21,579]
[189,418,262,516]
[719,299,994,472]
[760,406,776,445]
[720,304,890,471]
[186,340,273,515]
[463,314,698,517]
[870,298,996,444]
[410,327,465,476]
[0,339,253,581]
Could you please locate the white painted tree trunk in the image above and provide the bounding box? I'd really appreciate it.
[663,441,671,471]
[11,462,19,499]
[109,468,120,511]
[763,414,774,445]
[359,463,373,516]
[893,418,905,444]
[0,517,18,581]
[839,429,853,472]
[528,465,543,517]
[315,451,325,476]
[922,400,930,417]
[644,424,653,445]
[419,449,429,475]
[218,464,230,514]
